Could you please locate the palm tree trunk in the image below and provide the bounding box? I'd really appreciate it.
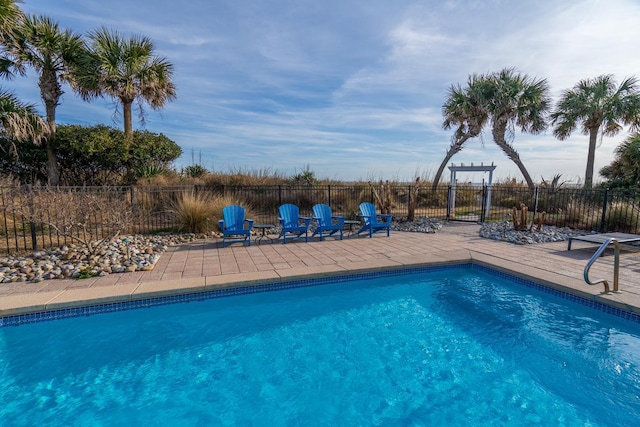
[44,100,59,186]
[584,128,598,188]
[492,125,535,189]
[122,99,135,183]
[123,100,133,141]
[431,135,471,190]
[40,71,62,186]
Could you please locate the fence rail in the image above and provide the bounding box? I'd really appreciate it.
[1,184,639,255]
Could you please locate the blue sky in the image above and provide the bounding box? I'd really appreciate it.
[10,0,640,183]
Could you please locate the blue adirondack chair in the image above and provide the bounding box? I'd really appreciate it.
[218,205,254,247]
[311,204,345,241]
[357,202,391,238]
[278,204,310,243]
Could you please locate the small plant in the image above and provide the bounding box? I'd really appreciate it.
[136,164,167,181]
[76,267,96,279]
[540,174,568,192]
[290,165,318,185]
[182,164,208,178]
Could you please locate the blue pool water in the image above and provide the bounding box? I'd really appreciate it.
[1,268,640,425]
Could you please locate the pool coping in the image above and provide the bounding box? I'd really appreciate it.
[2,249,639,326]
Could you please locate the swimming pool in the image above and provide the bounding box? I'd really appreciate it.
[1,265,639,425]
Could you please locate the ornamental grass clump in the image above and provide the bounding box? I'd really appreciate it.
[171,192,255,234]
[170,192,214,234]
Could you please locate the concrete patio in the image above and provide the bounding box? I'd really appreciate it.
[1,222,640,317]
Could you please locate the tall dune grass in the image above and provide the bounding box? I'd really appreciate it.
[170,192,255,233]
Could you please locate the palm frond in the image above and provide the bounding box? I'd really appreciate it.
[0,87,49,156]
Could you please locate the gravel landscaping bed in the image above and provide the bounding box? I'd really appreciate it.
[479,222,587,245]
[390,217,444,233]
[0,234,197,283]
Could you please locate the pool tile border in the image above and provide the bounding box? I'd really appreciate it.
[2,262,640,327]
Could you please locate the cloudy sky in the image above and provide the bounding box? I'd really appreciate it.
[10,0,640,183]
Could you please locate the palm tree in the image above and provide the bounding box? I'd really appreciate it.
[551,75,640,188]
[77,27,176,141]
[599,133,640,188]
[0,87,48,157]
[485,68,550,189]
[0,0,25,79]
[433,68,550,189]
[432,74,488,190]
[1,2,48,161]
[10,14,84,185]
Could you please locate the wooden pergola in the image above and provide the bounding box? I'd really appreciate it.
[448,162,497,219]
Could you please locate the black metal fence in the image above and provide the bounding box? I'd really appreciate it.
[1,184,639,255]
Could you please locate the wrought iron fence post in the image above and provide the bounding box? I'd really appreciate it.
[130,186,136,234]
[407,185,411,219]
[533,186,539,219]
[600,188,609,233]
[27,184,37,251]
[328,184,331,207]
[480,185,487,223]
[446,185,452,220]
[484,182,493,220]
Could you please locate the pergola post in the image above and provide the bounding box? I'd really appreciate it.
[449,167,457,217]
